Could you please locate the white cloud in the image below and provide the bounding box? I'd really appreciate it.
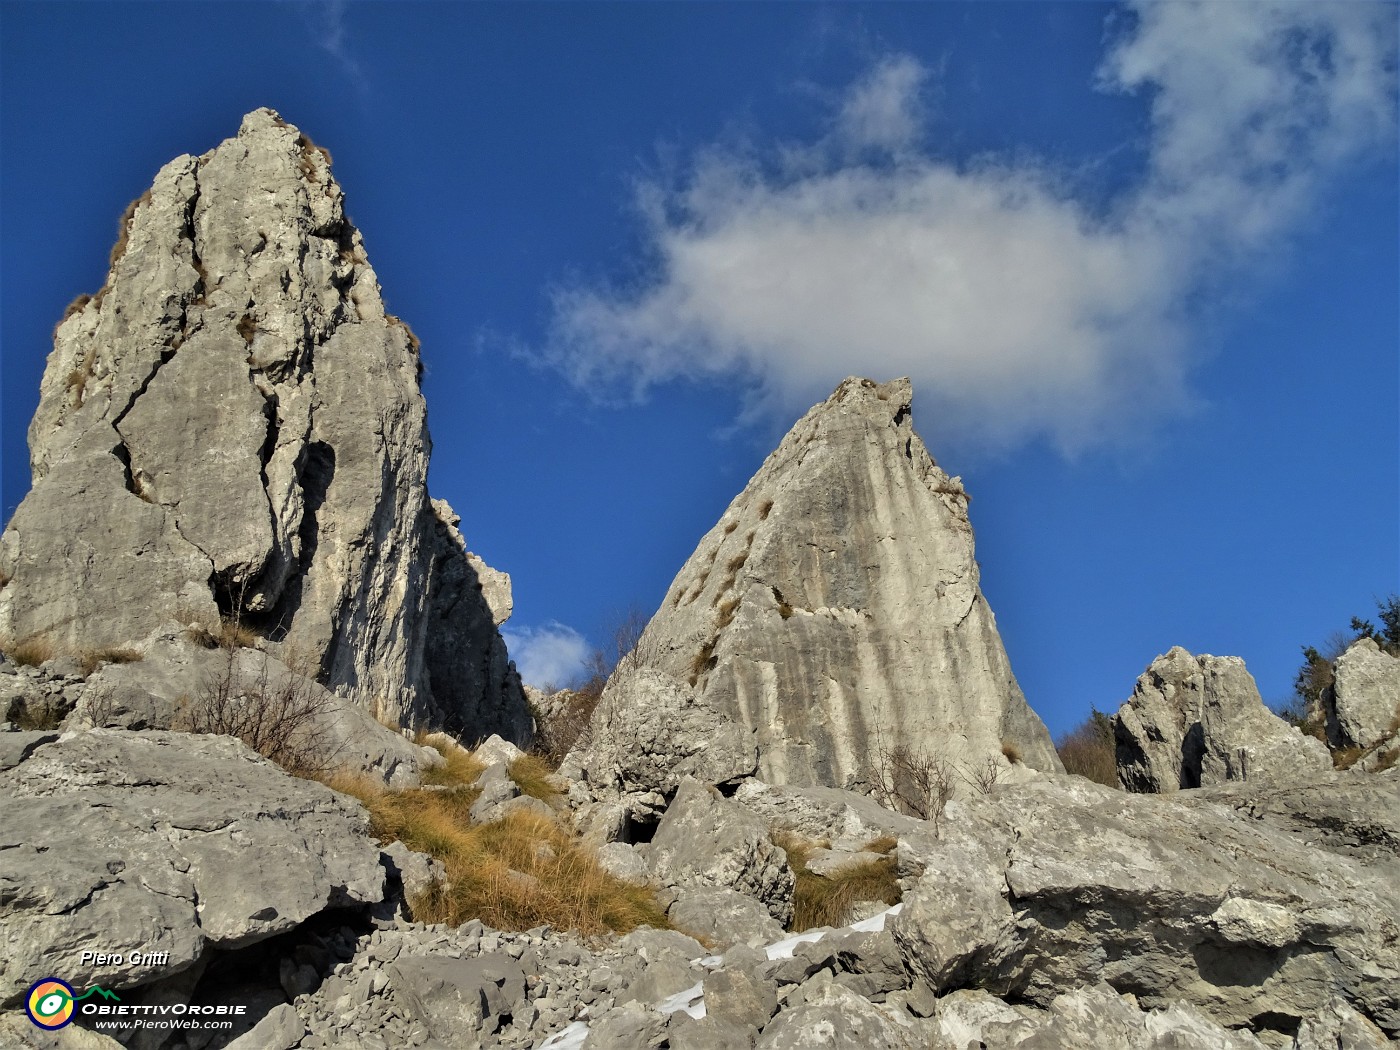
[834,55,928,156]
[501,621,591,690]
[544,2,1396,456]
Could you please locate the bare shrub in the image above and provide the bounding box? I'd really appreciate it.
[960,755,1002,795]
[868,743,953,833]
[180,648,339,776]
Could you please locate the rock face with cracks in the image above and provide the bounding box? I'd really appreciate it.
[1115,647,1330,793]
[891,771,1400,1039]
[0,108,527,739]
[572,377,1060,794]
[0,729,385,1006]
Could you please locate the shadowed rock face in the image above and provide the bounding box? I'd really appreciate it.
[581,377,1060,792]
[0,108,527,738]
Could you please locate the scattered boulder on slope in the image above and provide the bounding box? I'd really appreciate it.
[1115,646,1330,792]
[1326,637,1400,752]
[0,108,527,740]
[649,777,796,928]
[570,377,1060,797]
[0,729,386,1007]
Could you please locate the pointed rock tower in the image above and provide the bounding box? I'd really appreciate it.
[0,109,528,739]
[578,377,1060,794]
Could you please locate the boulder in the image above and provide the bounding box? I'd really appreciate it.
[386,953,527,1043]
[755,981,917,1050]
[1115,647,1330,792]
[890,773,1400,1037]
[569,668,757,800]
[573,377,1061,794]
[668,888,787,951]
[731,779,924,851]
[0,108,527,741]
[0,729,385,1005]
[650,778,795,926]
[928,984,1271,1050]
[1328,638,1400,751]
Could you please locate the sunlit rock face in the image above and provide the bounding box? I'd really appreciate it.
[0,108,527,739]
[577,376,1061,795]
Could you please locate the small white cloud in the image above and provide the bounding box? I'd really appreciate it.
[835,54,928,155]
[501,622,591,690]
[543,2,1396,457]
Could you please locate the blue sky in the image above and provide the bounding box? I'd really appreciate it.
[2,2,1396,736]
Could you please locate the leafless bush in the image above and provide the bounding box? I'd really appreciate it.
[960,755,1002,795]
[869,743,954,833]
[179,648,339,776]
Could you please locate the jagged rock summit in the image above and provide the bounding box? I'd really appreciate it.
[0,108,527,738]
[574,377,1061,798]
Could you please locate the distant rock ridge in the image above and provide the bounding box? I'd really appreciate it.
[573,377,1061,798]
[0,108,528,739]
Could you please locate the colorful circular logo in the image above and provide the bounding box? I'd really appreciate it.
[26,978,76,1030]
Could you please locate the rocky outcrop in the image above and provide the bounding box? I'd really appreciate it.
[0,108,527,739]
[0,729,386,1006]
[1115,647,1330,792]
[566,668,757,802]
[1326,638,1400,751]
[648,777,796,927]
[890,772,1400,1037]
[571,377,1060,797]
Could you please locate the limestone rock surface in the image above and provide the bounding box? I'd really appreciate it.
[571,668,758,801]
[649,777,796,926]
[573,377,1059,795]
[891,772,1400,1037]
[1115,647,1329,792]
[0,108,527,739]
[1328,638,1400,751]
[0,729,385,1006]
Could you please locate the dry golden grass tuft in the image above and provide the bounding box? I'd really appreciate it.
[183,615,260,652]
[509,753,561,803]
[775,831,901,932]
[3,635,58,668]
[109,190,152,268]
[78,646,143,677]
[415,733,486,788]
[329,775,669,937]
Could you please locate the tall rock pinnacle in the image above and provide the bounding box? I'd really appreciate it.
[0,108,528,739]
[577,377,1061,794]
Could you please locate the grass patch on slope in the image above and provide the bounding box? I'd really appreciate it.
[328,763,668,938]
[775,832,902,932]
